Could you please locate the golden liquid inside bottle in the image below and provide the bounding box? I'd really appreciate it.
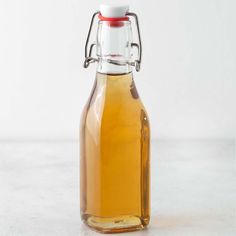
[80,72,150,233]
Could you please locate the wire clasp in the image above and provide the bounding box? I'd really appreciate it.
[83,11,142,72]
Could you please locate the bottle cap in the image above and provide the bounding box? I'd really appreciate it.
[84,5,142,72]
[100,4,129,18]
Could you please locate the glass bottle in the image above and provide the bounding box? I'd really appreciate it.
[80,5,150,233]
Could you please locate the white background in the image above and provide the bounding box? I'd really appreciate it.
[0,2,235,235]
[0,0,235,140]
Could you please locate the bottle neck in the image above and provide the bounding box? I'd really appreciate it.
[96,20,132,74]
[97,59,131,74]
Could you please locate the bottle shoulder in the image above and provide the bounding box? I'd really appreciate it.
[80,73,150,129]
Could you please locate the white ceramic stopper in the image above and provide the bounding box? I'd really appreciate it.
[100,4,129,18]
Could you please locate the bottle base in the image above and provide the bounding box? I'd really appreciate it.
[82,214,149,233]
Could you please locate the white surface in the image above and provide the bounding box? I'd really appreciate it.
[100,4,129,17]
[0,140,235,235]
[0,0,236,140]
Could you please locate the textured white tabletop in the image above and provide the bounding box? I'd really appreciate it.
[0,140,235,236]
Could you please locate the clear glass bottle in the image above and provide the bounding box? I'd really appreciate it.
[80,5,150,233]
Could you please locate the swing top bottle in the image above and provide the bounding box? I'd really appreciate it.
[80,5,150,233]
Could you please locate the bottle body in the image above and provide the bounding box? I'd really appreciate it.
[80,72,150,233]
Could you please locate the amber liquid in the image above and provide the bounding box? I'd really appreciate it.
[80,72,150,233]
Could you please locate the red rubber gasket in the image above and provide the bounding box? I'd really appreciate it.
[98,13,129,22]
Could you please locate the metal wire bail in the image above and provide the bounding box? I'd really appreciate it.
[83,11,99,68]
[83,11,142,72]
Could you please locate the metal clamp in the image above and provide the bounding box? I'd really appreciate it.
[127,12,142,72]
[83,11,142,72]
[83,11,99,68]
